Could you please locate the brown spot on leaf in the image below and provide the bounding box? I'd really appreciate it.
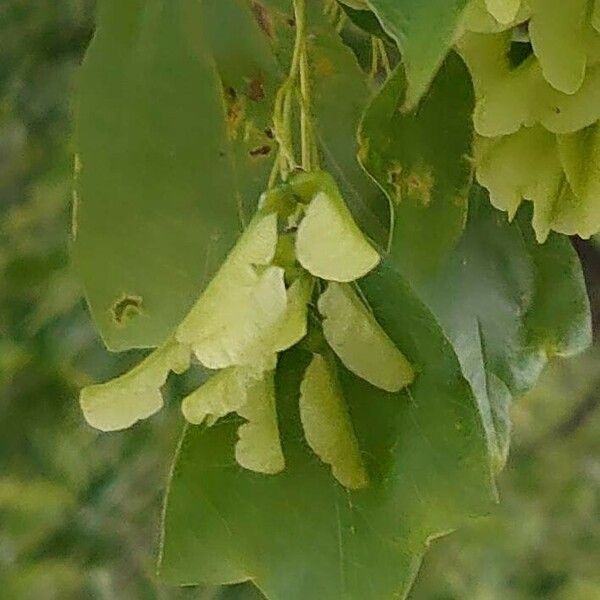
[387,163,404,205]
[251,1,274,38]
[387,163,435,207]
[405,169,434,206]
[111,294,143,327]
[247,75,265,102]
[249,144,272,157]
[225,86,244,139]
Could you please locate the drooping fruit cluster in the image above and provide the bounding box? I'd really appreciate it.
[462,0,600,240]
[80,172,414,489]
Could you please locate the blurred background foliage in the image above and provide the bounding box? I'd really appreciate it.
[0,2,599,599]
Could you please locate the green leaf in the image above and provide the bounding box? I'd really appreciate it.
[200,0,282,222]
[318,282,414,392]
[410,188,591,471]
[359,53,474,277]
[160,265,495,599]
[366,0,470,108]
[338,0,370,10]
[299,353,368,490]
[339,4,391,40]
[517,206,592,362]
[73,0,280,351]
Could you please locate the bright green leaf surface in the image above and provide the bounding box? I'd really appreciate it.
[299,353,368,490]
[73,0,279,351]
[359,53,474,278]
[367,0,469,108]
[319,282,414,392]
[160,263,495,599]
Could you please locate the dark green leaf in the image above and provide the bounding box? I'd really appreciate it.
[339,4,390,40]
[359,53,474,278]
[367,0,470,108]
[413,189,592,471]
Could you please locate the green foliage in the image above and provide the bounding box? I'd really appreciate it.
[359,51,474,276]
[366,0,470,108]
[61,0,599,598]
[413,189,591,473]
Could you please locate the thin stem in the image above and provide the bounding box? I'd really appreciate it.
[290,0,306,85]
[272,80,297,176]
[299,36,311,170]
[282,87,295,174]
[269,0,316,183]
